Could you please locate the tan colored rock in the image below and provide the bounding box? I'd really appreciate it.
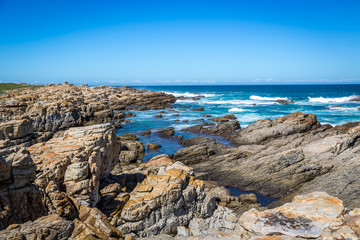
[0,83,175,133]
[145,155,173,167]
[109,166,215,237]
[70,205,124,240]
[0,214,74,240]
[0,148,46,230]
[240,192,357,239]
[27,124,120,209]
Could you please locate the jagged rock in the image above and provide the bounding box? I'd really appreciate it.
[0,148,46,230]
[200,121,240,138]
[179,137,215,147]
[188,206,241,236]
[120,150,139,163]
[231,112,319,145]
[156,127,175,138]
[118,134,145,161]
[70,205,124,240]
[109,167,216,238]
[240,192,357,239]
[28,124,120,210]
[173,112,360,209]
[181,123,215,134]
[0,83,175,134]
[209,114,237,123]
[0,214,74,240]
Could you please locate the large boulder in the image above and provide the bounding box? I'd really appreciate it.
[27,124,121,210]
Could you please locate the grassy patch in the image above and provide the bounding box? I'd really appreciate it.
[0,83,43,94]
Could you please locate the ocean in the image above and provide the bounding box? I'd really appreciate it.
[116,84,360,160]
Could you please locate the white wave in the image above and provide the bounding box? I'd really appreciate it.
[328,106,359,111]
[228,107,245,112]
[202,100,275,105]
[164,91,216,98]
[308,95,358,103]
[250,95,289,101]
[203,93,216,97]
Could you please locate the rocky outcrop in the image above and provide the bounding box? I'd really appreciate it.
[239,192,358,239]
[230,111,319,145]
[27,124,121,212]
[0,83,176,135]
[209,114,237,123]
[175,192,360,239]
[117,134,145,163]
[0,214,74,240]
[181,120,240,139]
[174,112,360,209]
[108,163,216,238]
[0,148,46,230]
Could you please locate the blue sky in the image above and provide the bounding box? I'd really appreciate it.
[0,0,359,85]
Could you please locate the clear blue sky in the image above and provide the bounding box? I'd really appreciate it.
[0,0,359,85]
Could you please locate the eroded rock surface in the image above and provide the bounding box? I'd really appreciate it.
[0,83,175,135]
[174,112,360,209]
[28,123,120,210]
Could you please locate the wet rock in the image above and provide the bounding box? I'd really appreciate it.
[181,122,215,134]
[138,130,151,136]
[179,136,216,147]
[146,143,161,150]
[200,114,212,118]
[209,114,237,123]
[126,112,136,117]
[191,108,204,112]
[156,127,175,138]
[201,121,240,138]
[155,114,164,118]
[275,99,295,104]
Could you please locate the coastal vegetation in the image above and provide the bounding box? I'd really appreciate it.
[0,82,43,94]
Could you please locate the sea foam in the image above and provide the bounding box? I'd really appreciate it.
[228,107,245,112]
[250,95,289,101]
[308,95,358,103]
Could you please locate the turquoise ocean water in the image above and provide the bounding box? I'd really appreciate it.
[116,85,360,160]
[116,84,360,205]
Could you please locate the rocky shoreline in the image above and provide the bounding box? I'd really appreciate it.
[1,83,360,239]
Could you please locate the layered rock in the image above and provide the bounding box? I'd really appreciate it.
[27,123,120,212]
[174,192,360,239]
[0,83,176,135]
[117,134,145,163]
[0,214,74,240]
[0,148,46,230]
[174,112,360,209]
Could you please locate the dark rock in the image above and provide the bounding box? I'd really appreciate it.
[147,143,162,150]
[191,108,204,112]
[209,114,237,123]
